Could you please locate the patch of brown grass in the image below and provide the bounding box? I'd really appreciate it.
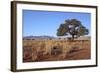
[23,39,91,62]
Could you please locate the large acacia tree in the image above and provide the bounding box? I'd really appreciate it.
[57,19,89,40]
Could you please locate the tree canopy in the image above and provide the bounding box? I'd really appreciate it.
[57,19,89,40]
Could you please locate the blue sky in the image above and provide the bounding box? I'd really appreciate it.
[23,10,91,37]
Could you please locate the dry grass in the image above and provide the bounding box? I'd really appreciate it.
[23,39,91,62]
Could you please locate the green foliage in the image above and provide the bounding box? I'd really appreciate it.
[57,19,89,39]
[57,24,68,36]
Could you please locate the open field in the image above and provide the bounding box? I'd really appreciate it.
[23,39,91,62]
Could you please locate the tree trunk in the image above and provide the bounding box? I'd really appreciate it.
[72,35,74,40]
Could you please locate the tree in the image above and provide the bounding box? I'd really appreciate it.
[57,19,89,40]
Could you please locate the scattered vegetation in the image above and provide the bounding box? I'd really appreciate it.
[23,39,91,62]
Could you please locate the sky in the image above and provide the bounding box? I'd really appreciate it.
[23,10,91,37]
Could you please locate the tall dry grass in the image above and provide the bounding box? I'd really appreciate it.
[23,39,91,62]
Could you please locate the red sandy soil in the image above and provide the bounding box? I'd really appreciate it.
[65,48,91,60]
